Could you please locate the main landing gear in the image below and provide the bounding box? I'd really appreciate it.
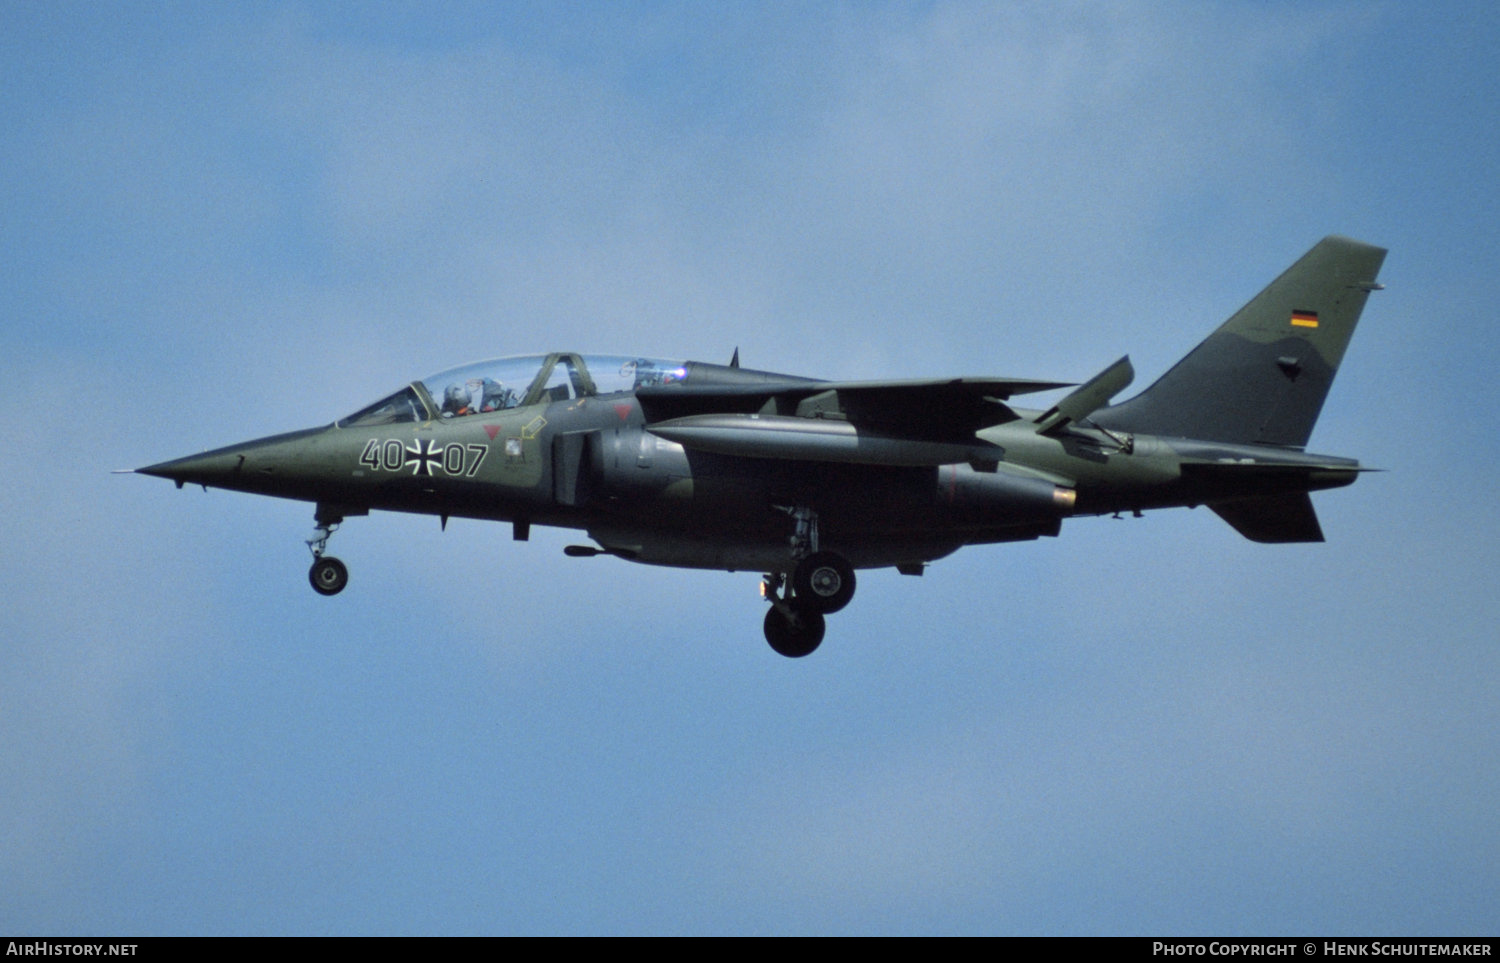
[762,589,825,658]
[761,506,857,658]
[792,550,856,614]
[306,507,348,596]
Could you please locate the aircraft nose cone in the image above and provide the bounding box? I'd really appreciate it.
[136,426,328,489]
[137,449,251,487]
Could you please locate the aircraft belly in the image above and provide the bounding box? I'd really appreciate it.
[586,523,967,572]
[582,438,1074,570]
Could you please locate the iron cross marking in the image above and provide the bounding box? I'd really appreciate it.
[405,439,444,476]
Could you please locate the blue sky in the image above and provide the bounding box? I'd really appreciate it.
[3,1,1497,935]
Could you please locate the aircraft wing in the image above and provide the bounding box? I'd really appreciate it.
[639,376,1073,469]
[637,376,1072,435]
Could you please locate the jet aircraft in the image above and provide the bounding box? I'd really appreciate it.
[137,236,1386,657]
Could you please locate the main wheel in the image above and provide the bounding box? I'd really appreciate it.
[309,556,349,596]
[792,551,856,613]
[763,605,826,658]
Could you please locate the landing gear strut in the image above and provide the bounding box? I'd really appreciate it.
[306,507,348,596]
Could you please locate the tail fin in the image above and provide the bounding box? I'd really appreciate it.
[1095,236,1387,448]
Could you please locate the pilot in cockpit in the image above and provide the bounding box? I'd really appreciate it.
[441,383,473,418]
[478,378,517,412]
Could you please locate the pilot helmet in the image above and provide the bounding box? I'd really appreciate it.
[480,380,509,409]
[444,383,469,413]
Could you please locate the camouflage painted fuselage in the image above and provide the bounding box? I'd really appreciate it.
[139,236,1385,653]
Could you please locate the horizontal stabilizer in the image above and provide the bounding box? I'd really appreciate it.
[1034,356,1134,435]
[1209,493,1324,543]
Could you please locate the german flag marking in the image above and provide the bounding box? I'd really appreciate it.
[1290,310,1319,329]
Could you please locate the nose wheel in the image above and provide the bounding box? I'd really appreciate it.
[306,507,348,596]
[309,555,348,596]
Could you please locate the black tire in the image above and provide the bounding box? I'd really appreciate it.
[792,551,856,613]
[309,556,349,596]
[763,605,826,658]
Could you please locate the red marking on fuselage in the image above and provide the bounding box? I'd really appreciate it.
[613,403,633,421]
[483,424,500,440]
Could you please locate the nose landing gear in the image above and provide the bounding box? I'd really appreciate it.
[306,507,348,596]
[309,555,348,596]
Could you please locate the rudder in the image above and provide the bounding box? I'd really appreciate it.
[1095,236,1387,448]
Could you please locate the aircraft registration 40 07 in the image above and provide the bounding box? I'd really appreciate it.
[136,236,1386,657]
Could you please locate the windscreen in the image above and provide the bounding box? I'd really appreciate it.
[338,386,427,427]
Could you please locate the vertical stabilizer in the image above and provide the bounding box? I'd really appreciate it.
[1095,236,1386,448]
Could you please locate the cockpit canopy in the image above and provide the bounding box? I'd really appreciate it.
[338,353,688,428]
